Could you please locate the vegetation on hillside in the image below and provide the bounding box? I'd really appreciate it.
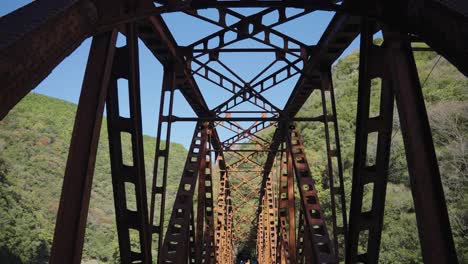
[293,48,467,262]
[0,93,187,263]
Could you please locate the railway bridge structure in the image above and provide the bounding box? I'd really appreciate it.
[1,0,467,263]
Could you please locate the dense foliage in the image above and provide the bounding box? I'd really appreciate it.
[0,45,466,263]
[293,47,467,262]
[0,94,187,263]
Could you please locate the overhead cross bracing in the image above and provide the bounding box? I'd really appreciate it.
[0,0,467,263]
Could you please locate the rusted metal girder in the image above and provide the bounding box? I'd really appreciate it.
[257,172,277,264]
[216,171,234,264]
[105,22,152,263]
[375,0,468,77]
[196,133,216,264]
[346,19,395,264]
[158,122,210,263]
[149,67,176,260]
[153,0,340,11]
[347,19,459,264]
[50,30,117,264]
[277,146,296,264]
[296,211,314,264]
[287,125,334,263]
[383,28,458,263]
[319,70,348,257]
[215,173,228,263]
[0,0,98,119]
[184,8,312,59]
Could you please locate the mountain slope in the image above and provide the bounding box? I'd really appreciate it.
[0,93,188,263]
[294,47,467,262]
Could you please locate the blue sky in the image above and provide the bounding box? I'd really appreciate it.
[1,2,360,147]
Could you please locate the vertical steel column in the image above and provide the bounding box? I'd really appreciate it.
[278,148,288,264]
[50,30,117,264]
[277,146,296,264]
[384,29,458,263]
[320,69,348,257]
[215,168,233,264]
[215,173,228,263]
[258,189,272,264]
[196,131,215,264]
[225,178,234,263]
[106,23,151,263]
[195,140,208,264]
[285,150,296,263]
[296,212,313,264]
[159,123,210,263]
[204,136,216,264]
[257,201,265,263]
[188,208,197,263]
[346,19,394,263]
[150,67,176,259]
[287,124,335,263]
[296,211,305,264]
[303,223,313,264]
[266,172,278,263]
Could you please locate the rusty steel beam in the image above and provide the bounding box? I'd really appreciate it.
[384,29,458,263]
[149,67,176,259]
[105,23,152,263]
[287,125,334,263]
[193,48,304,53]
[154,0,340,11]
[375,0,468,77]
[283,13,361,117]
[167,116,327,122]
[277,147,296,263]
[50,30,117,264]
[296,212,305,263]
[185,8,312,59]
[188,208,196,263]
[195,136,215,263]
[216,170,234,263]
[203,141,216,264]
[0,0,98,119]
[346,19,395,264]
[320,70,348,257]
[159,123,210,263]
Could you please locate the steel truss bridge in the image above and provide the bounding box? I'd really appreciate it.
[1,0,467,263]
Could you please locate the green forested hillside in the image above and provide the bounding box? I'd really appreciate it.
[0,46,466,264]
[293,48,467,262]
[0,93,187,263]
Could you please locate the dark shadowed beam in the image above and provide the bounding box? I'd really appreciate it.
[50,30,117,264]
[0,0,99,119]
[386,31,458,263]
[350,0,468,76]
[154,0,341,10]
